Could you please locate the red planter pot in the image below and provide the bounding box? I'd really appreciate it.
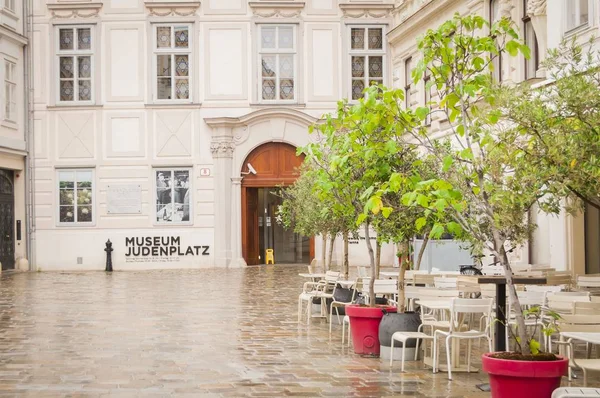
[346,305,397,356]
[482,353,569,398]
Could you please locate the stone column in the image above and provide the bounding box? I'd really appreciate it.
[210,136,235,267]
[229,177,247,268]
[527,0,547,78]
[498,0,516,84]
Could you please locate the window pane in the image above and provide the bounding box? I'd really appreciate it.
[157,78,172,99]
[369,56,383,78]
[262,56,276,77]
[352,56,365,78]
[77,206,92,223]
[368,28,383,50]
[76,171,92,184]
[78,56,91,78]
[60,57,74,79]
[59,171,75,185]
[60,206,75,223]
[157,55,171,77]
[352,80,365,100]
[175,79,189,100]
[79,80,92,101]
[77,28,91,50]
[77,188,92,205]
[278,26,294,49]
[59,29,74,50]
[60,81,74,101]
[351,28,365,50]
[173,170,189,204]
[261,26,276,49]
[174,27,189,48]
[157,204,170,222]
[156,171,172,206]
[175,55,188,77]
[280,79,294,100]
[262,79,276,100]
[279,55,294,78]
[157,26,171,48]
[580,0,589,25]
[59,190,75,206]
[4,85,9,118]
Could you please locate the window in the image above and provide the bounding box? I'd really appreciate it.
[566,0,589,31]
[154,24,191,101]
[490,0,502,82]
[424,73,432,126]
[57,26,93,103]
[259,25,296,102]
[4,0,14,12]
[350,26,385,100]
[4,60,15,122]
[523,0,539,79]
[404,57,412,108]
[155,169,191,224]
[58,170,94,225]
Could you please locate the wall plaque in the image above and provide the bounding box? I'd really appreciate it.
[107,184,142,214]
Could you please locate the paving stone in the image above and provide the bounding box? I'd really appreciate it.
[0,265,595,397]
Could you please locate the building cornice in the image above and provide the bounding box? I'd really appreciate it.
[204,108,320,129]
[388,0,455,45]
[47,2,103,18]
[144,1,201,17]
[0,24,27,46]
[339,2,394,18]
[249,1,305,18]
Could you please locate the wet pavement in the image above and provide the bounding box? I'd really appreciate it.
[0,265,596,397]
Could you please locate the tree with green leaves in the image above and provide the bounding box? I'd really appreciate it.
[372,13,553,355]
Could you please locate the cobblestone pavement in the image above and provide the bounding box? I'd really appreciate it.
[0,265,596,397]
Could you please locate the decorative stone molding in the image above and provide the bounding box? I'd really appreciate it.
[47,2,102,18]
[249,1,305,18]
[340,3,394,19]
[527,0,546,17]
[144,1,200,17]
[210,141,236,158]
[497,0,514,19]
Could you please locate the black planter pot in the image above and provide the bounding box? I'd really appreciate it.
[378,312,422,361]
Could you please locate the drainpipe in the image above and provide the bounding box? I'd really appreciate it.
[23,0,35,270]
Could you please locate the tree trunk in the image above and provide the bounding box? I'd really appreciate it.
[495,235,530,355]
[375,241,382,279]
[364,223,376,307]
[327,234,336,271]
[321,234,327,271]
[397,241,410,313]
[415,232,430,271]
[343,232,349,280]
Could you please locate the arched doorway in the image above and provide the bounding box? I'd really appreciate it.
[241,142,314,265]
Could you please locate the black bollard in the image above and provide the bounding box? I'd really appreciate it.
[105,239,114,272]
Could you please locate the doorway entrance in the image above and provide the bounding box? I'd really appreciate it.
[241,142,314,265]
[0,169,14,270]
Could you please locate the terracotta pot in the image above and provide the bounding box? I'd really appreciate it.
[346,305,396,356]
[481,353,569,398]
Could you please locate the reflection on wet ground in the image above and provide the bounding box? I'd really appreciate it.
[0,265,595,397]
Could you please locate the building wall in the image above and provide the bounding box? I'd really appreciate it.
[0,0,29,270]
[31,0,396,270]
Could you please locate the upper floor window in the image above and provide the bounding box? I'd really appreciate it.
[259,24,297,102]
[523,0,539,79]
[424,72,432,126]
[153,24,191,102]
[58,169,94,225]
[404,57,412,108]
[155,168,191,224]
[566,0,590,31]
[4,0,14,12]
[490,0,502,83]
[57,26,93,103]
[4,60,15,122]
[350,26,385,100]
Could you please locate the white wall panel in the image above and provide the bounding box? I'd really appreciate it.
[107,25,144,101]
[307,25,339,101]
[205,26,247,100]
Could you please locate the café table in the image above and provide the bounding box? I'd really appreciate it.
[478,276,547,351]
[298,273,326,282]
[560,332,600,345]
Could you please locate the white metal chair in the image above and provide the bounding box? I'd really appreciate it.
[434,277,458,289]
[433,298,494,380]
[577,275,600,294]
[297,270,340,324]
[557,315,600,385]
[505,290,547,350]
[552,388,600,398]
[329,278,362,334]
[390,331,434,371]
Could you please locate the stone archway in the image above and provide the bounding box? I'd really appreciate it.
[241,142,314,265]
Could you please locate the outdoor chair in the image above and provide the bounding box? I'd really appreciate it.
[432,298,494,380]
[556,315,600,385]
[416,288,460,335]
[329,277,362,334]
[552,388,600,398]
[505,290,547,350]
[297,270,340,324]
[577,275,600,294]
[545,293,592,351]
[434,277,458,289]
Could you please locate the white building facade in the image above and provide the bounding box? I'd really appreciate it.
[0,0,31,271]
[29,0,599,273]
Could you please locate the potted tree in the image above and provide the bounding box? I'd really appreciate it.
[365,14,572,396]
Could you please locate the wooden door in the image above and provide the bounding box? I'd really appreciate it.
[243,187,260,265]
[0,170,14,270]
